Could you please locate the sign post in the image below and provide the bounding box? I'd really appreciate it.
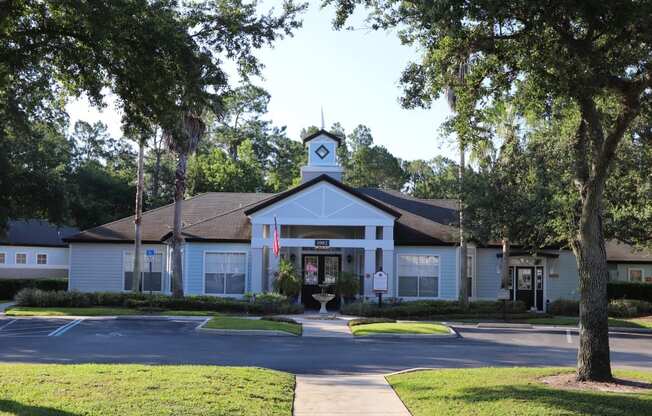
[373,270,388,308]
[145,249,155,295]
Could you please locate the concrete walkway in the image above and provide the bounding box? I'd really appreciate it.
[289,314,353,338]
[0,302,15,314]
[294,374,410,416]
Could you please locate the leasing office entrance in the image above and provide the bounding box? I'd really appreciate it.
[301,254,341,309]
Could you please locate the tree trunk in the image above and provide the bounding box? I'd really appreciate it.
[501,237,510,289]
[458,143,468,307]
[573,181,612,382]
[171,152,187,298]
[132,140,145,293]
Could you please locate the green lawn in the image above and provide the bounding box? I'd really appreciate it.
[4,307,221,317]
[525,316,652,329]
[388,367,652,416]
[0,364,294,416]
[350,322,450,336]
[204,316,302,336]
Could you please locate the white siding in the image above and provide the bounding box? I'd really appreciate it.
[0,245,69,278]
[547,251,580,300]
[68,243,168,292]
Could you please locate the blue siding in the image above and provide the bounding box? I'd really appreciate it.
[395,246,458,300]
[184,242,252,296]
[547,251,580,300]
[476,248,501,299]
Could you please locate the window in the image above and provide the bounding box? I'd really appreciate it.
[37,254,48,265]
[15,253,27,264]
[0,253,5,264]
[205,253,246,295]
[123,252,163,292]
[629,268,644,283]
[398,255,439,297]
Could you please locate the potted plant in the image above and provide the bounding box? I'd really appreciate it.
[335,271,360,308]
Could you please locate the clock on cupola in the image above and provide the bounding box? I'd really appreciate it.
[300,129,344,183]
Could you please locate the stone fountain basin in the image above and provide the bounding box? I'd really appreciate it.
[312,293,335,303]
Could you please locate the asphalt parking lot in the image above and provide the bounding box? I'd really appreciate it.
[0,316,650,374]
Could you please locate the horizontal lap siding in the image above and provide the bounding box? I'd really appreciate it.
[69,243,167,292]
[184,243,252,296]
[547,251,581,301]
[395,246,458,300]
[476,248,501,299]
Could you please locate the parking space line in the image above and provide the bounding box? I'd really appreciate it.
[48,319,83,337]
[0,319,17,331]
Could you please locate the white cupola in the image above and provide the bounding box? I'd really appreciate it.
[300,129,344,183]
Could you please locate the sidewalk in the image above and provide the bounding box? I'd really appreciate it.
[289,314,354,338]
[294,374,410,416]
[0,302,15,314]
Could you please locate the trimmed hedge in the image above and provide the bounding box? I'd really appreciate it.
[549,298,652,318]
[348,318,396,327]
[608,282,652,302]
[0,279,67,300]
[340,299,527,319]
[14,289,303,315]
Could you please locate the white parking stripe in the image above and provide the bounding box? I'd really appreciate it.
[48,319,83,337]
[0,320,17,331]
[566,329,572,344]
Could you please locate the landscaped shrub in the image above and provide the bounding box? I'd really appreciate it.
[261,316,299,325]
[608,282,652,302]
[340,299,527,319]
[0,278,68,300]
[14,289,304,315]
[548,299,580,316]
[608,299,652,318]
[336,272,360,305]
[272,259,302,299]
[347,318,396,327]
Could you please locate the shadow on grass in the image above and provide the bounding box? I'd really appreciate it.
[0,400,80,416]
[454,384,652,415]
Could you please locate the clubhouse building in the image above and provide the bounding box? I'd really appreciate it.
[64,130,651,311]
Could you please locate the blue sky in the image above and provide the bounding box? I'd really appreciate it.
[66,2,455,162]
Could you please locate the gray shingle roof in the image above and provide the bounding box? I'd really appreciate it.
[1,219,79,247]
[606,240,652,263]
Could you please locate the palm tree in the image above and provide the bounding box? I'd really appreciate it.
[164,112,206,298]
[445,60,470,308]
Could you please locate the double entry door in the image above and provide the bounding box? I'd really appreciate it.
[509,266,544,311]
[301,254,341,310]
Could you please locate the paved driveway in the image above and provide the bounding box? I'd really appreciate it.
[0,317,650,374]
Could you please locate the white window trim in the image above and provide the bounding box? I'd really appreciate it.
[397,253,441,300]
[36,253,48,265]
[15,252,27,265]
[122,250,164,293]
[628,267,644,283]
[202,250,249,297]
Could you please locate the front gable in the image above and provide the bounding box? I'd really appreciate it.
[248,181,397,226]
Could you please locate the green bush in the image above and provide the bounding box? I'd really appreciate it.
[608,299,652,318]
[272,259,302,298]
[549,299,580,316]
[340,299,526,319]
[608,282,652,302]
[336,272,360,304]
[348,317,396,327]
[14,289,304,315]
[0,278,68,300]
[261,316,299,325]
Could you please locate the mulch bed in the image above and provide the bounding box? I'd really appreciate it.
[541,373,652,393]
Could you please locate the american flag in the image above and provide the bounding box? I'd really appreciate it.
[273,216,280,257]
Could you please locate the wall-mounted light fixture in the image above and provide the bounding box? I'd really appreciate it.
[347,254,353,264]
[290,254,296,262]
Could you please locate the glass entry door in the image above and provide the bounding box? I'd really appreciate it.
[301,254,341,309]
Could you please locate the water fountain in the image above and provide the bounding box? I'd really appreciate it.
[312,279,335,315]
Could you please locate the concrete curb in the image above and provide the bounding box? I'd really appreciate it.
[194,318,298,336]
[476,322,533,329]
[448,321,652,335]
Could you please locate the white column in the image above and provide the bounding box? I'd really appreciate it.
[382,249,395,297]
[364,225,376,241]
[364,249,376,297]
[250,247,263,293]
